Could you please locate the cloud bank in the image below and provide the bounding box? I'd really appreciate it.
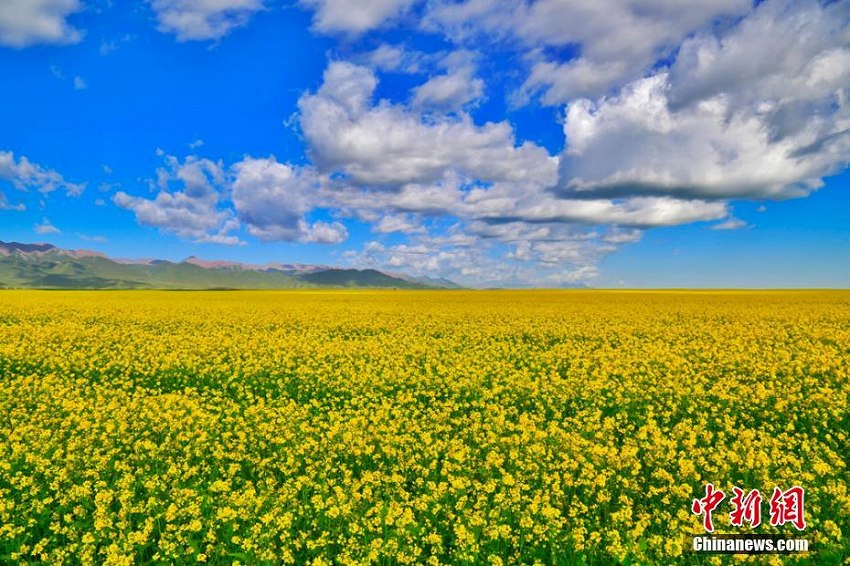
[9,0,848,286]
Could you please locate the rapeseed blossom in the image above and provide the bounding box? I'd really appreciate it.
[0,290,846,564]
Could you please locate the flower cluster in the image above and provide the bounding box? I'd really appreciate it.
[0,290,847,564]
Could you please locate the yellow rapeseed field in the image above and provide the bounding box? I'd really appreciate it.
[0,290,847,565]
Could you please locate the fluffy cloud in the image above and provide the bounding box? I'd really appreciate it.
[467,186,728,228]
[557,0,850,202]
[338,201,648,286]
[330,179,727,230]
[114,154,241,244]
[0,0,83,48]
[150,0,266,41]
[230,156,346,243]
[230,157,317,241]
[295,60,734,236]
[520,59,630,106]
[277,57,737,284]
[668,0,850,110]
[116,154,348,245]
[427,0,751,101]
[361,44,430,73]
[301,0,417,34]
[301,220,348,243]
[298,61,558,189]
[347,225,614,287]
[0,150,84,196]
[412,52,484,112]
[372,213,425,234]
[34,218,60,235]
[412,68,484,112]
[95,0,850,284]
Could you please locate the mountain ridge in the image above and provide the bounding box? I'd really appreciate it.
[0,240,461,290]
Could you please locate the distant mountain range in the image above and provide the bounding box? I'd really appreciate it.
[0,240,462,290]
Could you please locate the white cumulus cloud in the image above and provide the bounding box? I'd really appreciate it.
[427,0,751,101]
[298,61,558,189]
[0,150,85,196]
[301,0,417,34]
[557,0,850,202]
[230,155,346,244]
[0,0,84,48]
[150,0,266,41]
[114,154,241,244]
[412,65,484,112]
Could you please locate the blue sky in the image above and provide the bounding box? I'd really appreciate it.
[1,0,848,287]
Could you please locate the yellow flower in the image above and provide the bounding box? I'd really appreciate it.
[0,289,845,564]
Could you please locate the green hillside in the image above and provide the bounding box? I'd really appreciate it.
[0,252,305,289]
[299,268,424,289]
[0,248,442,290]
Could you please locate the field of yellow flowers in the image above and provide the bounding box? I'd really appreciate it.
[0,290,847,564]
